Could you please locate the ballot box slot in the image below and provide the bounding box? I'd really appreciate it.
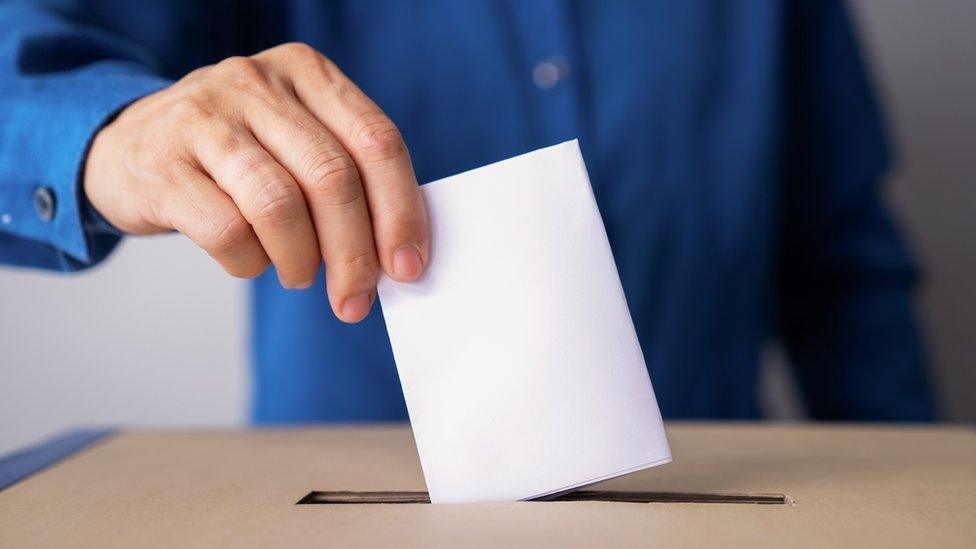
[296,490,789,505]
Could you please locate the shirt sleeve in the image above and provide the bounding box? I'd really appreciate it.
[775,0,934,420]
[0,1,172,271]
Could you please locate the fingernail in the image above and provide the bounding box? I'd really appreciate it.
[341,293,372,322]
[393,244,424,280]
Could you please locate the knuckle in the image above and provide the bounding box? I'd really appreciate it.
[274,42,340,85]
[352,113,406,163]
[206,214,253,255]
[169,96,216,124]
[220,141,260,173]
[218,148,304,228]
[334,247,379,278]
[380,191,422,221]
[209,124,247,157]
[217,56,263,79]
[276,42,319,60]
[247,179,305,226]
[299,147,363,206]
[216,56,275,97]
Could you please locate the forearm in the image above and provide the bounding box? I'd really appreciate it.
[778,258,933,420]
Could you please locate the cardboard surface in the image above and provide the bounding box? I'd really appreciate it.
[1,424,974,548]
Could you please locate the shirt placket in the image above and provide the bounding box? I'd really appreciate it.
[506,0,585,147]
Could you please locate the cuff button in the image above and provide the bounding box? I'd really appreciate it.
[34,187,56,222]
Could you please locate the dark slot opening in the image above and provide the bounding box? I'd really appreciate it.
[296,490,789,505]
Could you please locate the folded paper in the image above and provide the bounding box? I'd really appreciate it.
[378,140,671,504]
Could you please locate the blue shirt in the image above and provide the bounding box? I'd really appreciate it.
[0,0,933,421]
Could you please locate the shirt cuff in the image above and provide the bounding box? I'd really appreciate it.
[0,62,171,265]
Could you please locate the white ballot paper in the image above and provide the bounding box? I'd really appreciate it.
[377,140,671,504]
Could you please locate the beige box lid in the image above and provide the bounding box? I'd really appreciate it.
[1,423,974,548]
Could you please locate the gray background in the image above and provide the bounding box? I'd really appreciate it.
[1,0,973,454]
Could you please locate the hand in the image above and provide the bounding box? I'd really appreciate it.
[83,43,429,323]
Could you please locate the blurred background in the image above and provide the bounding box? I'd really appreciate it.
[1,0,973,454]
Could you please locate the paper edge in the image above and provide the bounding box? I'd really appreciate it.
[525,454,674,502]
[419,139,580,192]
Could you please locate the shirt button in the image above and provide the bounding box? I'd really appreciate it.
[34,187,56,222]
[532,55,570,90]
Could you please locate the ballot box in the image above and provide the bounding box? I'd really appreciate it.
[1,424,973,548]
